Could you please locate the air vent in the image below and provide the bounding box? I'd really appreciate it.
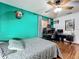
[67,12,72,14]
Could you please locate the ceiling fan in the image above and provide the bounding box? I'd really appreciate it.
[47,0,74,12]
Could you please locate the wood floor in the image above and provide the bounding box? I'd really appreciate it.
[56,42,79,59]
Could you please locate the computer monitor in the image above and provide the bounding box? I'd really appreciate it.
[57,29,63,33]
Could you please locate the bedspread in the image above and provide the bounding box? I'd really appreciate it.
[6,38,63,59]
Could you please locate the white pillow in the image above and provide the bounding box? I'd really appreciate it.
[8,40,24,51]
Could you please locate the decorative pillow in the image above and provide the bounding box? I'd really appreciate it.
[0,42,16,59]
[8,40,24,51]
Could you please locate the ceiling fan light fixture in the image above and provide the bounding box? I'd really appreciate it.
[54,8,62,13]
[54,7,62,13]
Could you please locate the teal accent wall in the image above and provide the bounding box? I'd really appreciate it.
[0,3,38,40]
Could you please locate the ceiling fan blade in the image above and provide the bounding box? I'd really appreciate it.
[47,1,56,7]
[47,1,54,5]
[61,0,71,5]
[61,6,74,10]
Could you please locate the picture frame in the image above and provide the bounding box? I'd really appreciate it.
[65,19,75,31]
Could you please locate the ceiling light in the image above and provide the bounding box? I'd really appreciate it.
[54,8,62,13]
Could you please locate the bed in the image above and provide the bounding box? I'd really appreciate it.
[0,38,63,59]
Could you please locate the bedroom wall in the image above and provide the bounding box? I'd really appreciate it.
[54,12,79,44]
[0,2,39,40]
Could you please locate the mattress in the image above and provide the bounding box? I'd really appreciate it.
[6,38,63,59]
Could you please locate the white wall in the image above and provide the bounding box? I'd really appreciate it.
[54,12,79,44]
[0,0,53,18]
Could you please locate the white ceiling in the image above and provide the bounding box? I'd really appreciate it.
[0,0,79,18]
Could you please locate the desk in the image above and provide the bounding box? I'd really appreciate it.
[56,34,66,42]
[43,34,52,40]
[43,33,74,43]
[57,34,74,43]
